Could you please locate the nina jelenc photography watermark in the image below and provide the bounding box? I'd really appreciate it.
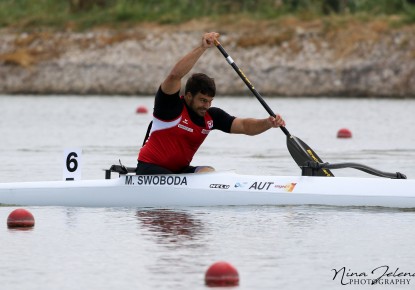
[332,265,415,286]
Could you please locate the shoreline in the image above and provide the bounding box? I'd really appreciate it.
[1,21,415,98]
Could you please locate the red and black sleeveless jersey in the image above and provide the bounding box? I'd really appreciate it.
[137,87,235,172]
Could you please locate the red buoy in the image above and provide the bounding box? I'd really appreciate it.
[136,106,148,114]
[337,128,352,138]
[7,208,35,228]
[205,261,239,287]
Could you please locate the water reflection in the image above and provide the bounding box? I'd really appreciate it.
[7,227,34,232]
[136,209,204,246]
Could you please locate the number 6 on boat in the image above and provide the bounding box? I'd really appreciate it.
[63,148,82,181]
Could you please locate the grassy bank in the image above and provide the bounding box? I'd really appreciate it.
[1,0,415,30]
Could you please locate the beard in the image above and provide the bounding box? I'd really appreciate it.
[189,98,207,117]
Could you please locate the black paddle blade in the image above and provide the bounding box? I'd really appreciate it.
[287,135,334,177]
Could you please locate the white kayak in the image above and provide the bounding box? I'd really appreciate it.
[0,171,414,208]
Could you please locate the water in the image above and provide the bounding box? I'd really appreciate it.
[1,95,415,290]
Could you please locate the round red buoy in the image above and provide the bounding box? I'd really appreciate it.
[7,208,35,228]
[136,106,148,114]
[337,128,352,138]
[205,261,239,287]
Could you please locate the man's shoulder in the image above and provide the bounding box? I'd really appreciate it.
[155,86,181,100]
[207,107,236,133]
[208,107,230,117]
[154,86,183,120]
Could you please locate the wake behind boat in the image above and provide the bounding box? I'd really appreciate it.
[0,167,414,208]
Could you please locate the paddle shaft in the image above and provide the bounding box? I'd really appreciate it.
[214,40,334,177]
[214,41,290,137]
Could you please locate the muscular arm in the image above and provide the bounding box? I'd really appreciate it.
[161,32,219,95]
[230,115,286,136]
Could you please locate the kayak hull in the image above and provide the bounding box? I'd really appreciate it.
[0,172,414,208]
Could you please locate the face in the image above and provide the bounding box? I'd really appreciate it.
[185,92,213,117]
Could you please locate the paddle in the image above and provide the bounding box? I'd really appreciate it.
[214,40,333,177]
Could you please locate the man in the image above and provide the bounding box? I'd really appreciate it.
[136,32,285,175]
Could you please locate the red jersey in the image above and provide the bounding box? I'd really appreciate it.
[138,104,214,172]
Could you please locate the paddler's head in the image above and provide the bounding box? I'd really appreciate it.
[184,73,215,117]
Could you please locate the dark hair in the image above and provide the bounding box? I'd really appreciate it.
[185,73,216,97]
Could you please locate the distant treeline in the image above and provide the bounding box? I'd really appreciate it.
[1,0,415,29]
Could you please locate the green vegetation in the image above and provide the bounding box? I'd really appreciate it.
[1,0,415,30]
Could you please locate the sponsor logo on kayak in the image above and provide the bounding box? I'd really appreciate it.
[234,182,248,188]
[248,182,297,192]
[210,184,230,189]
[249,181,274,191]
[125,175,187,186]
[332,265,414,286]
[274,183,297,192]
